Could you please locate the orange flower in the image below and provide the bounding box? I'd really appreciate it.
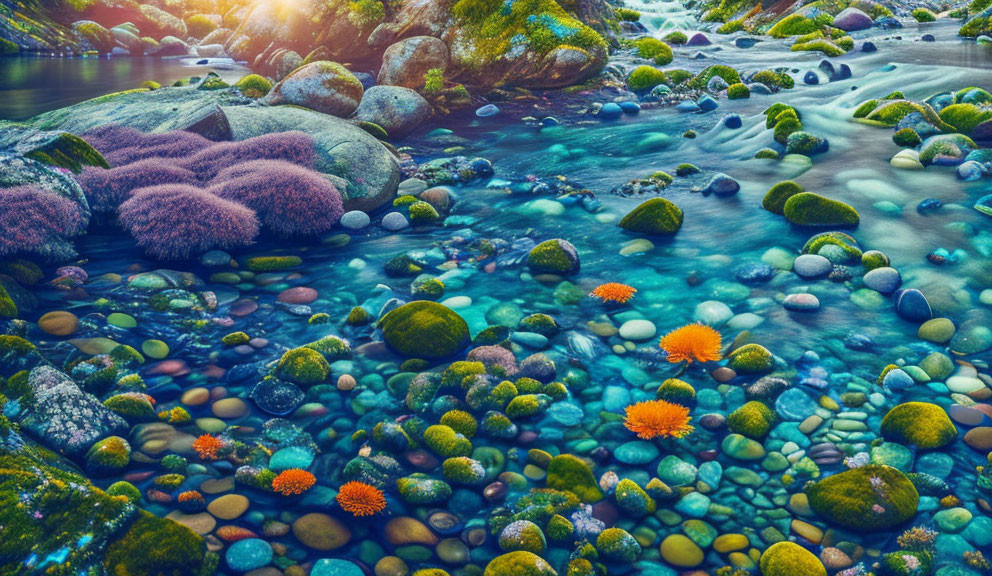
[336,481,387,517]
[659,323,722,364]
[192,434,224,460]
[177,490,204,503]
[272,469,317,496]
[590,283,637,304]
[623,399,694,439]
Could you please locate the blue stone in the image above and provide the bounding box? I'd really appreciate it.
[775,388,818,421]
[803,71,819,85]
[895,289,932,322]
[602,385,632,413]
[269,445,315,472]
[676,100,702,113]
[917,198,943,214]
[723,114,742,129]
[922,34,936,42]
[475,104,500,117]
[697,460,723,488]
[958,160,986,181]
[674,492,711,517]
[734,262,774,284]
[225,539,273,573]
[540,116,560,127]
[735,37,759,48]
[704,173,740,197]
[863,267,901,294]
[619,101,641,114]
[862,41,877,52]
[882,368,914,391]
[614,441,660,465]
[697,95,719,112]
[311,559,365,576]
[599,102,623,120]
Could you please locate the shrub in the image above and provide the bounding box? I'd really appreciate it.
[183,131,317,180]
[118,185,259,260]
[0,186,85,259]
[95,129,213,166]
[209,160,343,237]
[913,8,937,22]
[79,159,198,214]
[627,66,667,92]
[424,67,444,96]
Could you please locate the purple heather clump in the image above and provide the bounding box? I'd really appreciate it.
[81,124,144,154]
[118,185,259,260]
[0,185,85,259]
[208,159,343,237]
[78,159,199,214]
[105,130,214,166]
[184,131,317,180]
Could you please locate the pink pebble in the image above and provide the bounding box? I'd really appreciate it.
[230,299,258,317]
[234,345,255,355]
[149,360,188,376]
[248,338,268,349]
[485,262,496,273]
[202,365,226,379]
[277,287,318,304]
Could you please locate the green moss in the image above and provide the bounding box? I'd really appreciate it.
[546,454,602,502]
[107,481,142,503]
[755,148,779,159]
[613,478,655,517]
[423,424,473,458]
[760,542,827,576]
[596,526,641,563]
[397,473,453,504]
[0,285,15,318]
[483,551,557,576]
[689,65,741,89]
[879,550,933,576]
[24,133,109,173]
[656,378,695,406]
[853,99,879,118]
[663,31,688,45]
[784,193,860,228]
[913,8,937,22]
[346,306,374,326]
[0,38,19,55]
[751,69,794,90]
[409,201,441,224]
[546,514,574,541]
[85,436,131,476]
[764,103,800,128]
[864,100,952,131]
[727,82,750,99]
[806,465,919,531]
[618,198,684,235]
[103,511,214,576]
[442,361,487,389]
[615,8,641,21]
[627,65,667,92]
[506,394,544,419]
[665,68,693,85]
[349,0,386,31]
[893,128,922,147]
[424,67,445,95]
[489,380,518,408]
[0,260,43,286]
[185,14,219,38]
[727,401,776,439]
[304,335,352,360]
[633,37,673,65]
[880,402,958,449]
[938,102,992,134]
[773,115,802,145]
[954,86,992,104]
[440,409,478,437]
[762,181,804,215]
[234,74,273,98]
[275,347,330,387]
[527,239,579,275]
[452,0,605,71]
[379,301,471,360]
[675,163,700,176]
[110,345,144,367]
[0,335,34,355]
[791,38,846,57]
[104,393,156,421]
[519,313,558,337]
[246,256,302,272]
[442,456,486,485]
[222,332,250,346]
[769,14,826,37]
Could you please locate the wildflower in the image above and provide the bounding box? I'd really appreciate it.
[659,323,722,364]
[336,481,387,517]
[271,469,317,496]
[589,283,637,304]
[192,434,224,460]
[623,399,694,440]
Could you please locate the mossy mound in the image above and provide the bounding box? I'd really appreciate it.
[689,65,741,90]
[546,454,602,503]
[864,100,952,131]
[727,401,776,439]
[618,198,684,235]
[762,181,804,214]
[483,551,557,576]
[727,343,774,373]
[633,37,673,65]
[760,542,827,576]
[938,103,992,135]
[85,436,131,476]
[379,301,471,360]
[913,8,937,22]
[806,465,919,531]
[25,133,109,173]
[893,128,922,147]
[0,37,19,55]
[784,193,860,228]
[769,13,831,37]
[275,347,330,386]
[880,402,958,449]
[803,231,862,261]
[627,66,667,93]
[727,83,750,99]
[103,511,215,576]
[527,239,580,275]
[234,74,273,98]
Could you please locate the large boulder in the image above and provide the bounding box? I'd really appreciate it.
[261,61,364,118]
[73,20,115,53]
[15,365,129,459]
[378,36,450,91]
[833,8,873,32]
[379,301,471,360]
[27,88,400,212]
[806,465,919,532]
[110,26,145,54]
[137,4,188,38]
[354,86,431,139]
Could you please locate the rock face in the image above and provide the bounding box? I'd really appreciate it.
[378,36,450,90]
[262,61,365,118]
[16,365,129,459]
[354,86,432,139]
[833,8,874,32]
[28,88,400,212]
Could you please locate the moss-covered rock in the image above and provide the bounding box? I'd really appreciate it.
[626,65,667,93]
[633,37,673,65]
[618,198,683,235]
[806,465,919,531]
[379,301,470,360]
[727,344,774,373]
[85,436,131,476]
[893,128,922,147]
[656,378,695,407]
[423,424,473,458]
[938,103,992,134]
[546,454,602,502]
[234,74,273,98]
[103,511,215,576]
[762,181,804,215]
[880,402,958,449]
[727,401,776,439]
[769,14,830,37]
[527,239,580,275]
[759,542,827,576]
[0,37,20,55]
[483,551,557,576]
[498,520,547,553]
[784,193,860,227]
[275,347,330,387]
[727,83,750,99]
[912,8,937,22]
[596,527,641,563]
[689,65,741,90]
[25,133,109,174]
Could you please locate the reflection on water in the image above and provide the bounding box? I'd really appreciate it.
[0,56,248,121]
